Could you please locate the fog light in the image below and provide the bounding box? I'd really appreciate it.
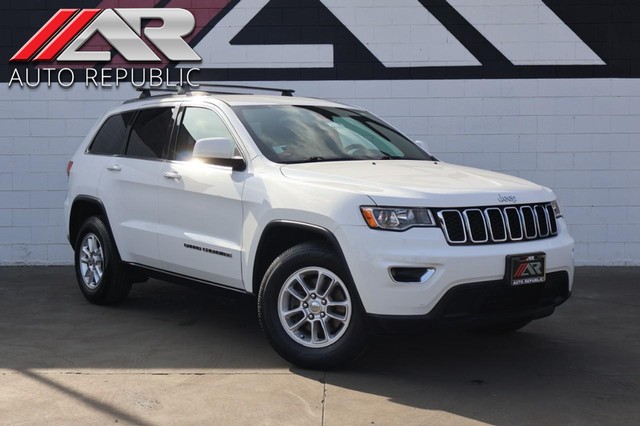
[389,267,435,283]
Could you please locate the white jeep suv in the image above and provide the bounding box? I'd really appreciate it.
[65,85,574,368]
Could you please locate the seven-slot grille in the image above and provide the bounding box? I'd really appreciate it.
[435,203,558,245]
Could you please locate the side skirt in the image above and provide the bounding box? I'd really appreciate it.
[125,262,253,299]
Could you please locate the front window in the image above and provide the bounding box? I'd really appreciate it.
[174,107,237,161]
[233,105,433,163]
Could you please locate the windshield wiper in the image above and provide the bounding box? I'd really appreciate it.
[377,150,403,160]
[289,156,353,164]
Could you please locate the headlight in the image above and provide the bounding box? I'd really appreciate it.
[550,200,562,218]
[360,206,435,231]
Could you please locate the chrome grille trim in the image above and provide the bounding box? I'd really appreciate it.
[437,210,467,244]
[520,206,537,239]
[435,203,558,245]
[546,204,559,235]
[463,209,489,243]
[503,207,524,241]
[484,208,508,242]
[535,205,550,237]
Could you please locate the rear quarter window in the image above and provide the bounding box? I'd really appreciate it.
[88,112,134,155]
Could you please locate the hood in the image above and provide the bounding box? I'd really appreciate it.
[280,160,554,207]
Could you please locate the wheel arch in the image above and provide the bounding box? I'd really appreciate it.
[69,195,116,249]
[251,220,352,296]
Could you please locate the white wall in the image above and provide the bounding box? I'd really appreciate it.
[1,78,639,265]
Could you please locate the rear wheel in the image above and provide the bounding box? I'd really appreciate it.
[74,216,131,305]
[258,242,368,369]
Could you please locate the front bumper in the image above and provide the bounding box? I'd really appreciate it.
[336,219,574,316]
[367,271,570,333]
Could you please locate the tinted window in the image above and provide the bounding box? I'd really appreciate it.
[89,112,134,155]
[232,105,432,164]
[126,107,174,159]
[174,108,235,161]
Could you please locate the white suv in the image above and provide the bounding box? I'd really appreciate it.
[65,85,574,368]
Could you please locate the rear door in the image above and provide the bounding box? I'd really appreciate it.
[156,105,246,288]
[97,106,177,268]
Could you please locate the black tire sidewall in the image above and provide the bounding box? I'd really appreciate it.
[259,243,368,369]
[74,216,123,303]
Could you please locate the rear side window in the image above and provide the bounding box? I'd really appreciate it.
[89,112,134,155]
[126,107,174,159]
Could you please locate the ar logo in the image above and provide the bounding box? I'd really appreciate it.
[10,8,201,63]
[514,261,543,278]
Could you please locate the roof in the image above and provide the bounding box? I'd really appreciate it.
[122,92,358,110]
[206,94,353,108]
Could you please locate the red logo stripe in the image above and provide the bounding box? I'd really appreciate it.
[10,9,79,62]
[515,262,528,278]
[34,9,102,62]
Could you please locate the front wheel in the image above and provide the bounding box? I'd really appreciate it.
[258,243,368,369]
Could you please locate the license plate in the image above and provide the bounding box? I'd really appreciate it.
[507,253,546,286]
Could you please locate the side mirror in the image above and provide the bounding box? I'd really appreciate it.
[193,137,246,171]
[414,140,430,153]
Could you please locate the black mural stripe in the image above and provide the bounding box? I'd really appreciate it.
[418,0,513,67]
[228,0,386,77]
[192,64,621,81]
[188,0,242,51]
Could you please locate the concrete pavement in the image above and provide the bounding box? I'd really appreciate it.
[0,266,639,425]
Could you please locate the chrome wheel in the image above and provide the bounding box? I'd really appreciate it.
[278,267,352,348]
[79,233,104,290]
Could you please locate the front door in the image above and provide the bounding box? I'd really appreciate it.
[157,106,246,288]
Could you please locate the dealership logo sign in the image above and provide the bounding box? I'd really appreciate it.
[10,8,201,62]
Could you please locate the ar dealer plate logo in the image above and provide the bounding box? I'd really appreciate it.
[509,254,546,286]
[10,8,201,62]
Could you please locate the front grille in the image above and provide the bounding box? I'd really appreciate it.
[436,203,558,245]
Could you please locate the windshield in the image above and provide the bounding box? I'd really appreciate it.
[232,105,434,163]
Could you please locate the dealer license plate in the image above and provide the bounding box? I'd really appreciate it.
[507,253,546,286]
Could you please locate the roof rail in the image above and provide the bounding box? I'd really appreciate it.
[128,83,296,103]
[136,85,188,99]
[194,83,295,97]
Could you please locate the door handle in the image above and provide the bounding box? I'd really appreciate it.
[106,164,122,172]
[163,171,182,180]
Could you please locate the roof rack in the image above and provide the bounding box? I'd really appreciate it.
[195,83,295,97]
[136,85,188,99]
[134,83,295,101]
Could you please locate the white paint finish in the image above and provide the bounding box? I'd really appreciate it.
[184,0,333,68]
[446,0,604,65]
[2,78,640,266]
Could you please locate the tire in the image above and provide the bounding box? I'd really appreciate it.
[470,318,532,334]
[258,242,369,369]
[74,216,132,305]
